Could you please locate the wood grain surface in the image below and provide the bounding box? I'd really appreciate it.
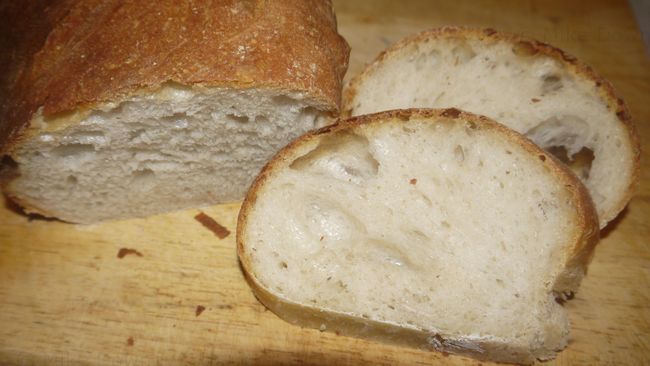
[1,0,649,365]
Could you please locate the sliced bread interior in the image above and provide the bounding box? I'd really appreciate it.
[0,0,350,223]
[3,86,326,223]
[237,109,599,364]
[343,27,640,228]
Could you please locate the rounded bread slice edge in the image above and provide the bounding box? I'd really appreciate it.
[236,108,600,364]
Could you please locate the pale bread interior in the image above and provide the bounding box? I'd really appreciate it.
[242,114,587,362]
[6,84,326,223]
[345,34,636,227]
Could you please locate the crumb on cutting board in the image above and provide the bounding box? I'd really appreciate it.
[194,212,231,239]
[196,305,206,317]
[117,248,143,258]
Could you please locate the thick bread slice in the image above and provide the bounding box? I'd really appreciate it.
[342,27,640,228]
[237,108,599,365]
[0,0,349,223]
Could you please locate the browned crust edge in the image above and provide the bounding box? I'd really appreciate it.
[236,108,600,364]
[0,0,351,155]
[341,26,640,228]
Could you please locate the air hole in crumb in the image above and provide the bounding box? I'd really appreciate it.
[226,114,249,123]
[415,49,441,71]
[160,113,189,129]
[402,126,416,134]
[66,175,78,185]
[129,129,146,141]
[441,221,451,228]
[133,168,155,178]
[272,95,297,107]
[539,155,546,162]
[541,74,563,94]
[290,131,379,183]
[131,168,156,188]
[280,261,288,269]
[546,146,595,180]
[409,230,430,246]
[451,42,477,65]
[454,145,465,163]
[255,115,269,123]
[512,40,538,56]
[414,191,433,207]
[51,143,95,157]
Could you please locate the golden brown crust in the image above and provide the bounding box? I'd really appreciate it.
[0,0,350,153]
[237,108,599,364]
[0,0,76,154]
[341,26,640,226]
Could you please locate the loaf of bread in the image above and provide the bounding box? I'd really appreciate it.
[0,0,349,223]
[237,108,599,364]
[343,27,639,228]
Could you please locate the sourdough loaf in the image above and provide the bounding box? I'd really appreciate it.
[343,27,640,228]
[0,0,349,223]
[237,108,599,364]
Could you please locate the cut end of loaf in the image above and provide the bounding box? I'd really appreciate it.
[238,109,599,364]
[2,85,328,223]
[343,27,640,228]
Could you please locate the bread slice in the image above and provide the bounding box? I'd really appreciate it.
[342,27,640,228]
[0,0,349,223]
[237,108,599,364]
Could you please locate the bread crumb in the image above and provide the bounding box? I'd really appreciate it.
[195,305,206,317]
[194,212,230,239]
[319,324,326,331]
[127,337,134,346]
[409,178,417,185]
[117,248,143,258]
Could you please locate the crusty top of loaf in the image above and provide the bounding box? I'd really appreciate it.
[0,0,350,152]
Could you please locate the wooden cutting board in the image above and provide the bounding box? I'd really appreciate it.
[1,0,648,364]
